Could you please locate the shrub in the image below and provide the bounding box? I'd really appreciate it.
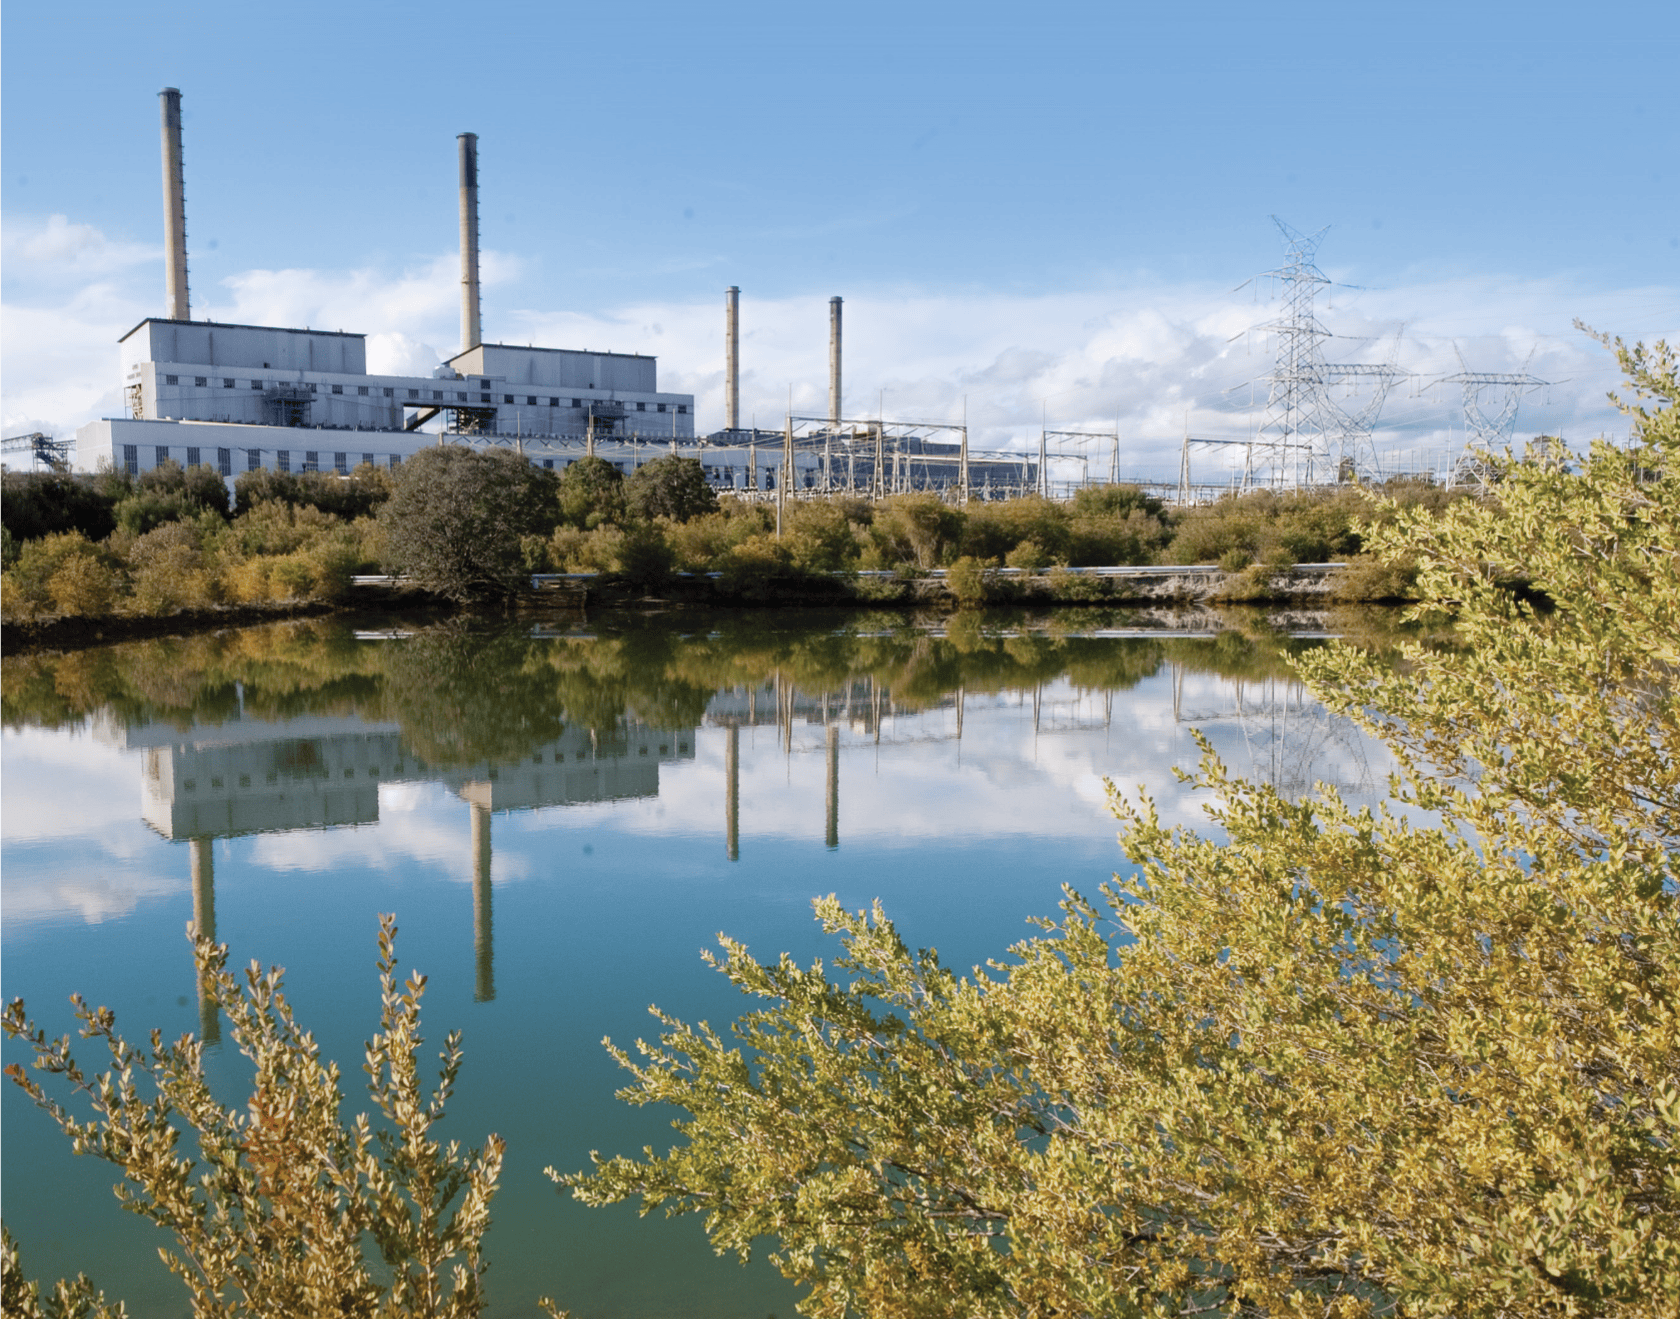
[1217,546,1252,572]
[558,455,626,530]
[868,494,964,568]
[1,532,121,621]
[1005,539,1050,570]
[1,471,121,544]
[46,554,121,618]
[2,917,506,1316]
[946,555,992,606]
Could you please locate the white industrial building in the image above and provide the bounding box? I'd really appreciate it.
[77,317,694,477]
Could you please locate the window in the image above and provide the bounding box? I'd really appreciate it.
[252,380,263,389]
[389,454,401,468]
[479,380,491,390]
[547,397,558,407]
[247,449,262,472]
[433,390,443,400]
[195,377,208,387]
[303,451,319,472]
[542,458,554,469]
[362,452,374,467]
[122,444,138,475]
[357,385,369,396]
[677,405,688,414]
[334,452,348,475]
[165,374,179,385]
[526,396,538,406]
[383,387,393,398]
[186,446,201,467]
[636,401,646,412]
[456,392,467,402]
[277,450,291,473]
[657,403,667,413]
[217,448,232,477]
[155,446,170,465]
[478,393,491,403]
[331,385,344,395]
[223,378,235,389]
[571,398,582,408]
[504,394,515,404]
[308,383,318,393]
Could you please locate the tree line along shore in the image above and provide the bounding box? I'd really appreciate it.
[1,448,1457,632]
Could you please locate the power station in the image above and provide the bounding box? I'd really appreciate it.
[75,92,696,480]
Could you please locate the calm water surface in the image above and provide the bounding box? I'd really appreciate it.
[1,607,1396,1316]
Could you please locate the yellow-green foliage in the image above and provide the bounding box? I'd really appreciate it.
[3,917,505,1316]
[562,338,1680,1317]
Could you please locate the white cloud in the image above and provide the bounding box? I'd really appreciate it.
[4,210,1673,477]
[2,214,158,278]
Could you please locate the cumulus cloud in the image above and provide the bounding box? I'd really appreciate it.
[4,210,1672,479]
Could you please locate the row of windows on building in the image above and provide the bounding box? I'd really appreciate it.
[122,444,403,477]
[157,375,686,413]
[173,738,689,794]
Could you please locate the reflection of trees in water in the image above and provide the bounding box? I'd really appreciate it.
[3,610,1414,780]
[1169,661,1378,803]
[378,623,568,767]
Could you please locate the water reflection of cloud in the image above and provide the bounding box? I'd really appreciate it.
[244,782,533,885]
[2,727,187,927]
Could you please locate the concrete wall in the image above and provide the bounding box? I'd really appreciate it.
[121,320,367,375]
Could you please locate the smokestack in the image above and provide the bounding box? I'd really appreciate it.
[828,297,843,425]
[725,286,740,432]
[158,88,190,321]
[458,133,482,350]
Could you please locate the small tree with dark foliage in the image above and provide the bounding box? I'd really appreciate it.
[557,456,626,529]
[624,455,717,524]
[379,445,558,601]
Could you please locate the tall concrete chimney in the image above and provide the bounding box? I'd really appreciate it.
[158,88,190,321]
[458,133,482,350]
[725,286,740,432]
[828,297,843,425]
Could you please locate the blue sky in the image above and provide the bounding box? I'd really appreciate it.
[4,0,1676,472]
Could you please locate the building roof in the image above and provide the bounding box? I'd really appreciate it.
[118,317,367,345]
[446,341,654,363]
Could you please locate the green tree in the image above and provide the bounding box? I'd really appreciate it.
[3,918,504,1318]
[379,445,559,601]
[557,455,626,530]
[624,454,718,523]
[561,338,1680,1317]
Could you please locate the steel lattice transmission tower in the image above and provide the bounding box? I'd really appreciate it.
[1432,346,1552,488]
[1248,218,1409,488]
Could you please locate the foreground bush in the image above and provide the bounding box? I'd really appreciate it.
[560,338,1680,1316]
[3,917,511,1317]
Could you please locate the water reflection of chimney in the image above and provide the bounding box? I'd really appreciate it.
[190,836,219,1044]
[471,803,494,1002]
[825,724,839,850]
[725,724,740,862]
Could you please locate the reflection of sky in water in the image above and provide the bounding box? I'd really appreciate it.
[0,629,1395,1317]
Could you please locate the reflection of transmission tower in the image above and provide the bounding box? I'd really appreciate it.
[1248,219,1410,488]
[1432,347,1551,490]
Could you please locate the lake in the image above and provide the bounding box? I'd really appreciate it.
[1,606,1399,1316]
